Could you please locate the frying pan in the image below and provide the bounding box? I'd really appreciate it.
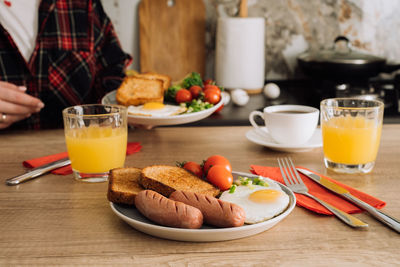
[297,36,400,81]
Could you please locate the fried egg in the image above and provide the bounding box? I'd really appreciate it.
[219,182,290,224]
[128,102,187,117]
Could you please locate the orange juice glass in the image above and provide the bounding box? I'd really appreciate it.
[63,104,127,182]
[320,98,384,173]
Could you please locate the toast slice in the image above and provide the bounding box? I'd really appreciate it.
[107,167,144,205]
[134,72,171,91]
[139,165,220,197]
[116,76,164,106]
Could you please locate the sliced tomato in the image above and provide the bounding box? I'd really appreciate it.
[206,165,233,191]
[175,89,192,103]
[203,155,232,173]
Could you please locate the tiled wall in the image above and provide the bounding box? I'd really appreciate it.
[103,0,400,80]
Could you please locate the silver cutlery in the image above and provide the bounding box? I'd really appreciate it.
[5,157,71,186]
[277,157,368,228]
[297,168,400,233]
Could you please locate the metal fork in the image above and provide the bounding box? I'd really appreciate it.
[278,157,368,228]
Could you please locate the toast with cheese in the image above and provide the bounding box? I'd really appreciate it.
[107,167,144,205]
[139,165,220,197]
[116,76,164,106]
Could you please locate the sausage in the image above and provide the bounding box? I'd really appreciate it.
[134,190,203,229]
[169,191,246,227]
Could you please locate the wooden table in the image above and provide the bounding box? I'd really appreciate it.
[1,125,399,265]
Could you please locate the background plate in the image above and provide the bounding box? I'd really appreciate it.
[102,90,223,126]
[110,172,296,242]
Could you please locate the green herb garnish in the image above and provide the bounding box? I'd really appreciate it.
[183,99,213,113]
[234,175,269,187]
[182,72,203,88]
[229,184,237,194]
[164,84,182,102]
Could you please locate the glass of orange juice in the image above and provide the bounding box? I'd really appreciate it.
[320,98,384,174]
[62,104,128,182]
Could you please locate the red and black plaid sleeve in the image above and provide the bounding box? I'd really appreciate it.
[0,0,132,129]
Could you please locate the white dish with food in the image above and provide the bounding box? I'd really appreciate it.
[110,171,296,242]
[246,127,322,152]
[101,90,223,126]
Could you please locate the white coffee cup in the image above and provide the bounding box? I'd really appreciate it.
[249,105,319,145]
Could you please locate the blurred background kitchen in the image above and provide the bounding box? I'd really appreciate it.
[101,0,400,124]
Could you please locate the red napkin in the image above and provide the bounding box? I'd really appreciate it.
[250,165,386,215]
[23,142,142,175]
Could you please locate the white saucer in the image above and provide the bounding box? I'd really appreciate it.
[245,127,322,152]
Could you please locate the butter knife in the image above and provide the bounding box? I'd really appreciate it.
[297,168,400,233]
[6,157,71,186]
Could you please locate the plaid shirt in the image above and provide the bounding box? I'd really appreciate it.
[0,0,131,129]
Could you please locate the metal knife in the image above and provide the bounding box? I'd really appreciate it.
[297,168,400,233]
[5,157,71,186]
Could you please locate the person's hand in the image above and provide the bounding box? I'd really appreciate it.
[0,81,44,129]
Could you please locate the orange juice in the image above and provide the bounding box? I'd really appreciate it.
[322,116,382,165]
[65,125,127,173]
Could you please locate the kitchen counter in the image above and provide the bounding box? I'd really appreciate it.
[0,125,399,265]
[188,80,400,126]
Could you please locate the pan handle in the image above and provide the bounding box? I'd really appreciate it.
[382,63,400,73]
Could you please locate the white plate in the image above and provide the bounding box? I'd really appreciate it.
[246,127,322,152]
[101,90,223,126]
[110,171,296,242]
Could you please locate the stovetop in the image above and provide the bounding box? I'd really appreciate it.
[185,77,400,127]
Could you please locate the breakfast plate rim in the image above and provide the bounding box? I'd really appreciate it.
[109,171,296,242]
[245,127,322,152]
[101,90,223,126]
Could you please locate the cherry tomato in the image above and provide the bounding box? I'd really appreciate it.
[175,89,192,103]
[183,161,203,178]
[203,155,232,173]
[204,90,221,104]
[203,84,221,96]
[206,165,233,191]
[215,104,224,113]
[203,79,214,86]
[189,85,203,99]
